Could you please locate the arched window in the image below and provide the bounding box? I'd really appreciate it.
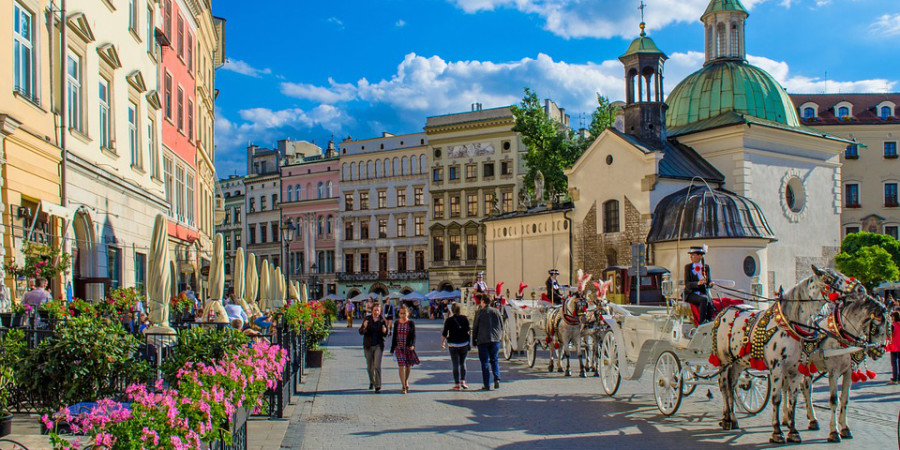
[341,163,348,181]
[730,22,739,56]
[317,216,323,236]
[326,215,333,235]
[882,106,893,119]
[838,106,850,119]
[375,160,382,178]
[366,160,373,179]
[716,22,726,58]
[401,156,408,175]
[603,200,620,233]
[706,25,713,60]
[411,155,419,174]
[326,181,333,197]
[803,107,815,119]
[419,155,426,174]
[287,185,293,202]
[384,158,390,177]
[350,162,357,181]
[306,183,312,200]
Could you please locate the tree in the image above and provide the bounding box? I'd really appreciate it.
[834,245,899,291]
[511,88,617,202]
[839,231,900,267]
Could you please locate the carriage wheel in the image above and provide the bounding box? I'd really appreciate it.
[653,351,683,416]
[681,366,698,397]
[599,330,620,396]
[734,369,771,415]
[502,326,514,361]
[525,329,537,368]
[582,334,595,372]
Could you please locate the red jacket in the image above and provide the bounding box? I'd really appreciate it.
[887,322,900,352]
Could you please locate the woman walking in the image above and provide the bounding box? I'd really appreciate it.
[360,303,388,393]
[888,310,900,385]
[390,306,419,393]
[441,302,471,390]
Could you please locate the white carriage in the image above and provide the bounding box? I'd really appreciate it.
[596,280,772,416]
[499,297,553,362]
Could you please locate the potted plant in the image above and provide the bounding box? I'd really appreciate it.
[0,366,12,437]
[7,302,30,328]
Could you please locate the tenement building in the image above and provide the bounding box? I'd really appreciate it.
[280,141,340,298]
[219,175,244,287]
[425,106,525,292]
[789,93,900,239]
[244,143,285,268]
[337,133,430,299]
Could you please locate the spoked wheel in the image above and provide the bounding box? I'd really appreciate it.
[653,351,683,416]
[599,330,621,396]
[681,365,698,397]
[501,322,514,360]
[525,329,537,368]
[735,369,771,415]
[582,334,595,372]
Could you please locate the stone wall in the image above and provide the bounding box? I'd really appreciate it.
[576,196,652,276]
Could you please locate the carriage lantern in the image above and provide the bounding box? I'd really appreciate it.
[661,273,674,300]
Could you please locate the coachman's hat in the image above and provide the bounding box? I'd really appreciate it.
[688,244,708,255]
[477,271,485,278]
[548,269,560,275]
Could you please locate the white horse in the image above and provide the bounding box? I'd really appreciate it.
[793,290,888,442]
[711,266,858,444]
[581,281,613,376]
[545,295,588,376]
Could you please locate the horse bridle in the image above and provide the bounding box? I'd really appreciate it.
[562,296,587,325]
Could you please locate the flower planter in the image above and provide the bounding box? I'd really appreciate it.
[0,413,12,437]
[306,349,323,368]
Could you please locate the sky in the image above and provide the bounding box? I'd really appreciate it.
[211,0,900,176]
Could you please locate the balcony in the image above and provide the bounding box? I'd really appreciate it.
[337,270,429,282]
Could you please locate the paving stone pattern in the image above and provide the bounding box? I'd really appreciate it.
[280,321,900,449]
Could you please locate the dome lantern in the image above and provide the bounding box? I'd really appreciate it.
[619,18,668,148]
[702,0,749,65]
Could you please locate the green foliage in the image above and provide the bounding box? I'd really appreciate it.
[160,327,250,384]
[835,245,900,291]
[840,231,900,267]
[283,301,331,350]
[3,242,72,280]
[21,316,149,411]
[321,298,338,319]
[0,329,27,416]
[511,88,617,201]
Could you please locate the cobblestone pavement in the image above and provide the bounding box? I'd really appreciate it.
[282,320,900,449]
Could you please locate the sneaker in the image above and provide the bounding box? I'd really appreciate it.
[375,387,381,393]
[460,381,469,389]
[369,384,374,390]
[494,380,501,389]
[452,385,461,390]
[480,386,490,391]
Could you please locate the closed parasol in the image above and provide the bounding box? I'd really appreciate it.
[146,214,174,334]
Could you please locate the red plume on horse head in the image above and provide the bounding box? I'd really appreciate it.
[577,270,592,293]
[518,282,528,296]
[495,282,504,297]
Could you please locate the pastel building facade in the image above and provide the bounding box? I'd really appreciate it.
[337,133,430,299]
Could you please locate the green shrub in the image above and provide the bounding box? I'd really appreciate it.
[160,326,249,384]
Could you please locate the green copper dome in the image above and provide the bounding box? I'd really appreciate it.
[702,0,748,19]
[622,34,663,57]
[665,60,801,131]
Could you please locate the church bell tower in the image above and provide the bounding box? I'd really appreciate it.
[618,18,668,148]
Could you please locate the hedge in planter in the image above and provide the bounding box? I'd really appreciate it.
[160,327,250,385]
[20,316,150,411]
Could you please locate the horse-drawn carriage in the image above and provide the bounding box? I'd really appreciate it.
[596,279,771,416]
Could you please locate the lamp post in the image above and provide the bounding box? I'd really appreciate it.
[281,220,296,281]
[309,263,319,301]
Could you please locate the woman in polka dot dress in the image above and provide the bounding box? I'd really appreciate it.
[391,306,420,393]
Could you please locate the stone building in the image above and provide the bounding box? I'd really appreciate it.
[337,133,430,299]
[789,93,900,239]
[568,0,847,294]
[244,143,285,269]
[219,174,244,288]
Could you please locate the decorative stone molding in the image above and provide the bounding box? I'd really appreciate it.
[779,169,808,223]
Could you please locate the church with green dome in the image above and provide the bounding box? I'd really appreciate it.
[566,0,848,296]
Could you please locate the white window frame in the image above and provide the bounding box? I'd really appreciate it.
[98,79,111,149]
[175,165,185,221]
[163,156,174,215]
[66,51,83,132]
[148,118,158,178]
[186,171,195,225]
[128,102,140,168]
[13,1,38,101]
[128,0,137,33]
[146,7,154,54]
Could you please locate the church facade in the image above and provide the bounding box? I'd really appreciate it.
[568,0,847,295]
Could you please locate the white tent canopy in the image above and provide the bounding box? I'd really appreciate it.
[400,291,426,301]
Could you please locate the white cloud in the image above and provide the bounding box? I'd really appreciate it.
[748,55,895,93]
[871,13,900,37]
[396,19,406,27]
[281,78,358,103]
[447,0,771,39]
[221,59,272,78]
[327,17,344,29]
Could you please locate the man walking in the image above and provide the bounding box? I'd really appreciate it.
[344,300,356,328]
[473,298,503,390]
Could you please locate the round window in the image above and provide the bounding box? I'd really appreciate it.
[606,155,614,165]
[532,224,537,234]
[434,148,441,159]
[743,255,757,277]
[785,177,806,213]
[503,141,511,150]
[502,227,507,237]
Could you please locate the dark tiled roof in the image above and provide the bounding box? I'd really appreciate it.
[790,93,900,126]
[609,128,725,184]
[647,185,776,244]
[481,202,574,222]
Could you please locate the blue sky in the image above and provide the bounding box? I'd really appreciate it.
[212,0,900,176]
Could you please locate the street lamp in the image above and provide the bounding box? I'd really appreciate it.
[281,220,296,280]
[309,263,318,301]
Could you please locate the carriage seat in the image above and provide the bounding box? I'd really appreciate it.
[688,297,744,326]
